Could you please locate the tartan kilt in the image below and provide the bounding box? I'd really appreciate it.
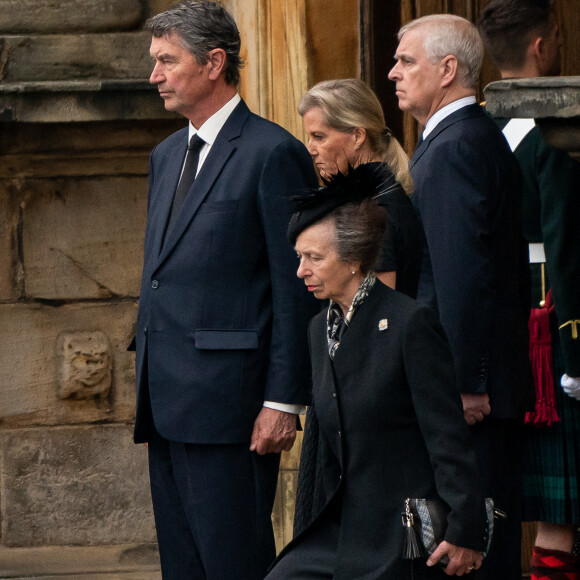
[522,314,580,523]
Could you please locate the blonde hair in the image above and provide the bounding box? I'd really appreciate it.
[298,78,413,195]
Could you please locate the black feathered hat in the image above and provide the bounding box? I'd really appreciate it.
[287,162,393,244]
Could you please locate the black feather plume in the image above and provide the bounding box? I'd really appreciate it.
[287,162,399,244]
[289,162,390,213]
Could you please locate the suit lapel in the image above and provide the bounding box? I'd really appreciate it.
[147,134,188,262]
[156,100,250,266]
[410,104,482,169]
[409,137,429,169]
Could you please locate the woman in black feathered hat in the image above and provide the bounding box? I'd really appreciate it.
[266,165,491,579]
[298,78,424,299]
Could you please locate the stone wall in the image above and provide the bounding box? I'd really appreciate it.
[0,0,327,574]
[0,0,182,574]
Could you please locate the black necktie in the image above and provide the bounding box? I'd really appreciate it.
[164,134,205,239]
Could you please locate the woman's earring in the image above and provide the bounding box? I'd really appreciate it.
[351,270,356,275]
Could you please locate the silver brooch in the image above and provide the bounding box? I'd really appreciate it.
[378,319,389,331]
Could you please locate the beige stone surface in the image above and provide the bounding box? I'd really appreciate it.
[0,0,315,563]
[0,543,161,579]
[0,0,143,34]
[0,121,181,158]
[0,425,155,546]
[0,121,185,179]
[272,469,299,553]
[0,33,152,82]
[485,76,580,119]
[0,574,160,580]
[273,421,304,552]
[22,177,146,299]
[2,574,160,580]
[0,184,17,299]
[0,82,176,124]
[0,302,138,427]
[280,427,303,470]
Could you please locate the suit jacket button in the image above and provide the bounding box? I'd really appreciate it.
[151,280,159,289]
[332,392,337,399]
[338,430,342,438]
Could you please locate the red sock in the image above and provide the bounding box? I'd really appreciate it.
[530,546,580,580]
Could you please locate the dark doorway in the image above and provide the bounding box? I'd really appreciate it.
[360,1,404,143]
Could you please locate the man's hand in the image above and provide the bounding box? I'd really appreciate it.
[249,407,297,455]
[461,393,491,425]
[427,540,482,575]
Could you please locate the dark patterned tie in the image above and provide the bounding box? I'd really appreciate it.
[164,134,205,241]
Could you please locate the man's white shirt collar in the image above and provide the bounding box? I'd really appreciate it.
[188,92,241,145]
[186,93,241,171]
[423,96,477,140]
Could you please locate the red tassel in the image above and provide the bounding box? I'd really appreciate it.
[525,290,560,427]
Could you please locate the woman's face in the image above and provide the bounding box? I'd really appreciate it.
[295,220,361,311]
[302,107,357,179]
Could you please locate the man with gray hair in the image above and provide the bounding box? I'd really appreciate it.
[389,14,533,579]
[132,1,318,578]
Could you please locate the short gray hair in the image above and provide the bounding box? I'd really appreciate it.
[146,1,243,86]
[399,14,483,88]
[326,199,388,276]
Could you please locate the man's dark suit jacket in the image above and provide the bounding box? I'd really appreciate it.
[410,103,533,418]
[134,99,319,444]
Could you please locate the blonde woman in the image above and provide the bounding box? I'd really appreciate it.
[298,78,423,298]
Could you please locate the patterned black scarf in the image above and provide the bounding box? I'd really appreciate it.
[326,273,376,359]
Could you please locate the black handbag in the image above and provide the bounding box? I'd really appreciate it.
[401,498,502,565]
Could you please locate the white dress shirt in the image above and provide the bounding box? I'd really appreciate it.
[186,92,241,174]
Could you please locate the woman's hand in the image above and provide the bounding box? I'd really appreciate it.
[427,541,482,575]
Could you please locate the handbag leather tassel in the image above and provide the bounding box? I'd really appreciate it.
[402,499,425,559]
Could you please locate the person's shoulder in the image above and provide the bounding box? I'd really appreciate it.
[375,282,440,322]
[310,306,327,326]
[454,105,502,136]
[368,280,417,315]
[244,110,303,147]
[372,285,442,338]
[435,106,513,157]
[308,307,328,342]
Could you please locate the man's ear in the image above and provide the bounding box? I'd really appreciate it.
[440,55,458,87]
[526,36,547,76]
[530,35,543,61]
[207,48,227,80]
